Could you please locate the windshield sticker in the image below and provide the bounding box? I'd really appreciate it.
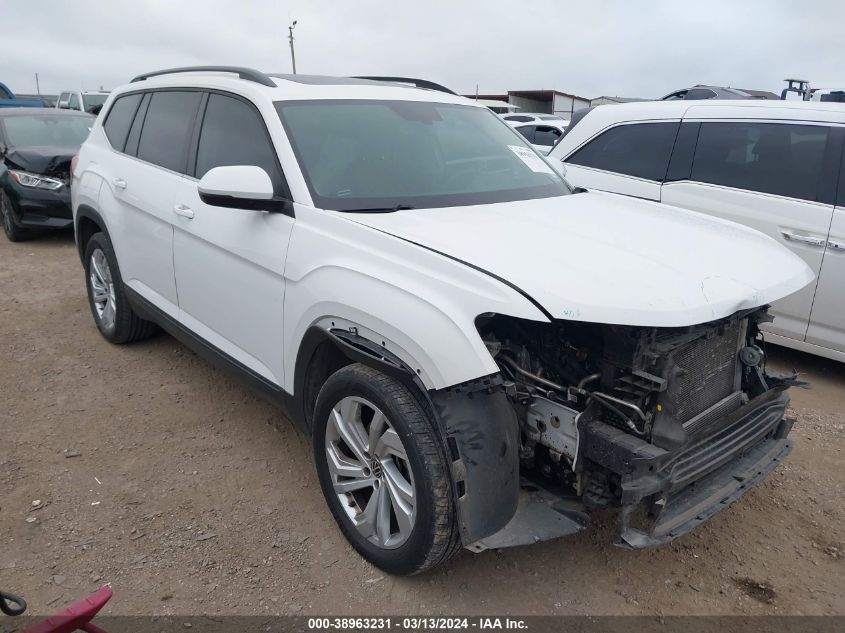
[508,145,555,175]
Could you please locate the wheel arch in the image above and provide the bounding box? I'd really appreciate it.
[292,323,432,434]
[74,204,110,263]
[293,321,521,548]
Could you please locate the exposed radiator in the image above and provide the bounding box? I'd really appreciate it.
[663,321,741,424]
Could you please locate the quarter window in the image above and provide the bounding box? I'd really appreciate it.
[567,122,680,181]
[103,93,143,151]
[136,91,202,173]
[196,94,282,192]
[691,122,830,202]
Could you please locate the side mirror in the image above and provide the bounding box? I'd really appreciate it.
[198,165,286,211]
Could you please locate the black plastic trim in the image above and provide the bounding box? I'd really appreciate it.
[74,205,110,261]
[429,379,521,544]
[664,121,700,183]
[197,192,293,214]
[822,126,845,207]
[123,285,296,418]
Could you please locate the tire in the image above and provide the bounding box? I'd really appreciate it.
[83,232,157,344]
[1,189,34,242]
[313,363,461,575]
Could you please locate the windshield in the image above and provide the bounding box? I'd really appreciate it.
[275,100,570,211]
[82,94,109,110]
[2,114,92,148]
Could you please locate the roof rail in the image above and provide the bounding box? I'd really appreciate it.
[131,66,277,88]
[352,76,457,95]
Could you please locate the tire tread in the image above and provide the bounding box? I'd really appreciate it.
[84,232,158,344]
[315,364,461,574]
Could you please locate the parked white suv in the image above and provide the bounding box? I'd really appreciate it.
[511,120,569,155]
[550,100,845,363]
[72,67,812,574]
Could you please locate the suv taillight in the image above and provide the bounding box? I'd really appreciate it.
[71,154,79,177]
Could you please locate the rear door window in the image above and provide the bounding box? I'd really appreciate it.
[690,122,830,202]
[195,93,283,192]
[137,91,202,173]
[566,122,680,181]
[103,93,143,151]
[68,93,80,110]
[515,125,535,143]
[534,125,563,147]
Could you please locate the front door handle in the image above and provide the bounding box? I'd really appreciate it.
[173,204,195,219]
[780,230,827,248]
[112,178,126,190]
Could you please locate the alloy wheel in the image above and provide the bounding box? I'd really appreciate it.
[1,193,12,237]
[325,396,416,549]
[89,249,117,331]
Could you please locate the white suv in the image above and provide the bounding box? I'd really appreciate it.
[72,67,812,574]
[549,100,845,362]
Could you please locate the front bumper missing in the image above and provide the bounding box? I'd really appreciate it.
[617,436,792,548]
[581,389,794,549]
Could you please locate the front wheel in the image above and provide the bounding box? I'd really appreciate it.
[313,364,461,575]
[1,190,33,242]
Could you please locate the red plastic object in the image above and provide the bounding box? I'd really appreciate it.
[24,585,112,633]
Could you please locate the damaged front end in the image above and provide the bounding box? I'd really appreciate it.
[447,307,798,550]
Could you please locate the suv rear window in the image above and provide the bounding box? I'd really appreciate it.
[137,91,202,173]
[691,122,829,202]
[567,122,679,181]
[103,93,142,151]
[534,125,563,147]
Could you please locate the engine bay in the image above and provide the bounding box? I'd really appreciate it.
[475,306,789,508]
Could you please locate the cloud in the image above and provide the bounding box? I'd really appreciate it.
[1,0,843,98]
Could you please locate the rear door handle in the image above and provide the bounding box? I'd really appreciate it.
[827,238,845,251]
[780,231,827,248]
[173,204,194,219]
[112,178,126,190]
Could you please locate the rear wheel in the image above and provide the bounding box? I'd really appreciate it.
[1,190,33,242]
[83,232,157,344]
[313,363,461,575]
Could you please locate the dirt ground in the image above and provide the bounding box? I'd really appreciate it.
[1,231,843,617]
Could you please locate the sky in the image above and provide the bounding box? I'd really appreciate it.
[1,0,843,99]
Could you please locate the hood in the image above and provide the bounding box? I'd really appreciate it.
[4,146,76,177]
[346,192,815,327]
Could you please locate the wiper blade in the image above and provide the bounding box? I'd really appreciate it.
[341,204,415,213]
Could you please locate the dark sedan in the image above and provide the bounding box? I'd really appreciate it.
[0,108,94,241]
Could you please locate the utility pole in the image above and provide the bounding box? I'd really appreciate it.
[35,73,41,96]
[288,20,298,74]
